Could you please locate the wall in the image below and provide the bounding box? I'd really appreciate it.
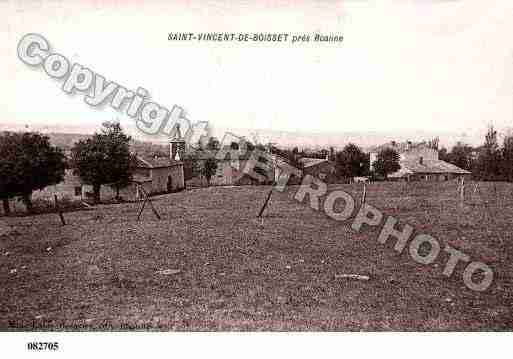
[149,164,185,193]
[134,168,151,178]
[27,163,185,204]
[406,173,470,182]
[81,164,185,202]
[303,161,336,182]
[32,169,83,201]
[371,146,438,172]
[210,161,234,186]
[82,182,142,202]
[402,147,438,161]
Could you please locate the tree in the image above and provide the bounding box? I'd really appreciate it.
[373,148,400,179]
[255,143,267,152]
[335,143,368,179]
[253,153,273,184]
[502,135,513,182]
[448,142,474,171]
[0,132,66,214]
[182,152,202,181]
[245,141,255,152]
[202,158,218,186]
[474,125,502,181]
[428,137,439,150]
[206,137,220,151]
[286,147,303,170]
[71,122,132,203]
[329,146,335,161]
[109,154,137,200]
[440,142,475,172]
[438,147,450,163]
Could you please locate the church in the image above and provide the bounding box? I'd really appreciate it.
[130,133,186,198]
[33,133,186,203]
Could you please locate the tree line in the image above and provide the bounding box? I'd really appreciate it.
[2,122,511,215]
[439,125,513,181]
[267,125,513,182]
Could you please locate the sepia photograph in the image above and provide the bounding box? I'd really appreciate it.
[1,0,512,357]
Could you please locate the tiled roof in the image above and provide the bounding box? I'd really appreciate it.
[369,141,435,154]
[135,156,181,168]
[193,149,253,161]
[389,159,470,177]
[298,157,329,168]
[132,174,152,183]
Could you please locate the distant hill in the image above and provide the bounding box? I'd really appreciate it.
[0,130,169,158]
[206,127,479,151]
[45,133,92,150]
[43,133,168,156]
[1,122,484,152]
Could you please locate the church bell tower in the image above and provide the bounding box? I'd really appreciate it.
[170,124,186,161]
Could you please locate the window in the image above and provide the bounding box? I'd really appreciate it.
[74,186,82,196]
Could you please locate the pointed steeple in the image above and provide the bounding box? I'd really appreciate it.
[170,123,186,161]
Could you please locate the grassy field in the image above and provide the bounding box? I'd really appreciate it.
[0,181,512,330]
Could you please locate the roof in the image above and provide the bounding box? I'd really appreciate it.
[132,174,152,183]
[135,156,182,169]
[298,157,329,168]
[193,149,253,161]
[270,154,296,167]
[389,159,471,177]
[368,141,437,154]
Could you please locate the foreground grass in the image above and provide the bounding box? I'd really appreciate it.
[0,181,512,330]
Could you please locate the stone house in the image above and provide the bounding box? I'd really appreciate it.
[298,157,337,183]
[33,139,185,202]
[191,153,268,186]
[369,140,471,181]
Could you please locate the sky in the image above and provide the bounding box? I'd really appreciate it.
[1,0,512,147]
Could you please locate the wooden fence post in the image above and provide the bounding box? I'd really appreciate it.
[257,187,273,218]
[361,182,367,206]
[54,195,66,226]
[137,185,161,221]
[459,177,465,205]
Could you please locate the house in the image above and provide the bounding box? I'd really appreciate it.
[32,168,84,202]
[298,157,337,183]
[85,136,186,200]
[190,150,271,186]
[188,138,287,187]
[129,155,185,195]
[369,140,471,181]
[270,154,303,185]
[33,137,185,202]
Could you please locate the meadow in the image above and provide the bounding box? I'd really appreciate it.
[0,181,511,330]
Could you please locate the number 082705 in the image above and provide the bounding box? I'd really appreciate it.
[27,342,59,351]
